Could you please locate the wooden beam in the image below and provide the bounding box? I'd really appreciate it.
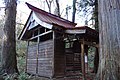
[54,30,64,34]
[94,47,99,73]
[29,30,52,40]
[65,29,86,34]
[36,29,40,76]
[79,40,98,47]
[84,41,98,47]
[52,31,55,77]
[81,39,86,80]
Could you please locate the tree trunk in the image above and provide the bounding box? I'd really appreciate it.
[95,0,120,80]
[46,0,53,13]
[93,0,99,74]
[94,0,98,31]
[1,0,18,74]
[54,0,60,17]
[72,0,76,22]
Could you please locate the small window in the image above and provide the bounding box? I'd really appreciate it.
[65,43,70,48]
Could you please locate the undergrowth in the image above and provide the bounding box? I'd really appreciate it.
[3,57,31,80]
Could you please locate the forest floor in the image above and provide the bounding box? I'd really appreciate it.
[29,72,95,80]
[0,57,96,80]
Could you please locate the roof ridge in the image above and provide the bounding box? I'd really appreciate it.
[25,2,77,26]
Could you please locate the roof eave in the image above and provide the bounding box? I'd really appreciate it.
[18,11,33,40]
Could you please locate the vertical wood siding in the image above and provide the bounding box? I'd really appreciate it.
[38,40,54,77]
[27,44,37,74]
[27,40,54,77]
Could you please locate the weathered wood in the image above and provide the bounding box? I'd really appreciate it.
[65,40,82,76]
[94,47,99,73]
[65,29,86,34]
[27,45,37,59]
[81,39,85,80]
[27,43,37,75]
[52,31,55,78]
[27,40,54,77]
[38,40,54,77]
[27,59,37,74]
[54,32,65,77]
[29,30,52,40]
[36,33,40,75]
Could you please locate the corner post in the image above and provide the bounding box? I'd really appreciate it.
[81,39,86,80]
[36,29,40,76]
[94,46,99,73]
[52,30,55,78]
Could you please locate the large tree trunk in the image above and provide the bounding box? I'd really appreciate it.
[95,0,120,80]
[93,0,99,74]
[1,0,18,74]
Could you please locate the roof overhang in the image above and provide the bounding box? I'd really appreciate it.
[65,26,88,34]
[18,11,53,40]
[65,26,99,42]
[65,29,86,34]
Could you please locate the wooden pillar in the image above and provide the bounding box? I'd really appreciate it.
[94,47,99,73]
[25,41,29,72]
[36,30,40,76]
[81,39,85,80]
[52,31,55,78]
[85,45,89,73]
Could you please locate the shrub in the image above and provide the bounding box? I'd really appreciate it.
[18,72,31,80]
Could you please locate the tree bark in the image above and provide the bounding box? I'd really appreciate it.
[72,0,76,22]
[95,0,120,80]
[1,0,18,74]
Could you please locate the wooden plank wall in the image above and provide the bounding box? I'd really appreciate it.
[54,39,65,77]
[27,44,37,75]
[38,40,54,77]
[27,40,54,78]
[65,41,82,76]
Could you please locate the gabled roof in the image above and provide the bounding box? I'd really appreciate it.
[26,2,77,28]
[18,3,77,40]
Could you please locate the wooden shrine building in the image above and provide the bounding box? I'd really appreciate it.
[18,3,99,80]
